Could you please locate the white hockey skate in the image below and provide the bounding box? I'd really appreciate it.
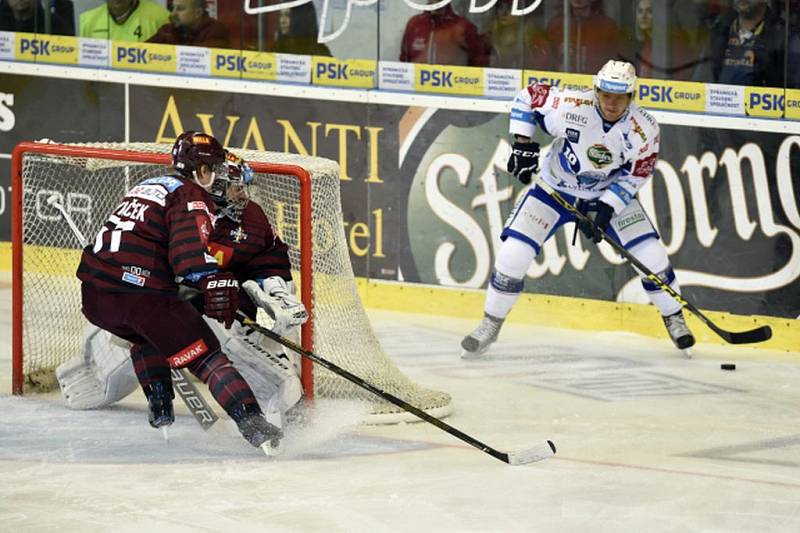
[460,314,505,359]
[662,310,695,358]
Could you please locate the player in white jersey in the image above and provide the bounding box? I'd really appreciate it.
[461,60,695,358]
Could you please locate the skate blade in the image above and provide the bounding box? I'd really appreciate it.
[161,426,169,442]
[682,348,692,359]
[461,349,483,360]
[260,439,283,457]
[461,345,491,360]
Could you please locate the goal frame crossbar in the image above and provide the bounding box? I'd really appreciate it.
[10,141,315,396]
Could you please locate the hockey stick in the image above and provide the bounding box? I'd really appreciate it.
[238,314,556,466]
[46,194,219,430]
[537,183,772,345]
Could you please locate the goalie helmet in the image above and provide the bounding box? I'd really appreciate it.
[171,131,226,187]
[209,150,254,222]
[594,60,637,95]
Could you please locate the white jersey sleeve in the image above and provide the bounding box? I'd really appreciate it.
[509,83,562,139]
[598,106,661,213]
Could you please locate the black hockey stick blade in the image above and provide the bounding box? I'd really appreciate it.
[239,315,555,466]
[710,323,772,345]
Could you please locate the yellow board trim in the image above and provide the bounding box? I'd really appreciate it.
[356,278,799,355]
[0,242,11,272]
[1,242,795,354]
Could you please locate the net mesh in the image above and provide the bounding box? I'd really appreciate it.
[17,142,452,421]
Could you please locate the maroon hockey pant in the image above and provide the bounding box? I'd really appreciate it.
[80,283,259,416]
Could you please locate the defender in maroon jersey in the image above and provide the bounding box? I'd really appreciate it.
[76,132,283,453]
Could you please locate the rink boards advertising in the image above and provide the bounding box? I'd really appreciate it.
[4,31,800,118]
[0,72,798,322]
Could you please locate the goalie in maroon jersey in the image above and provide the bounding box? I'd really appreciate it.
[58,147,308,446]
[71,131,284,454]
[194,149,308,424]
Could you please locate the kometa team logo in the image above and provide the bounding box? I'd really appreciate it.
[587,144,612,168]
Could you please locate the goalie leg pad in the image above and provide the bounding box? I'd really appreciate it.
[56,325,139,410]
[205,315,302,415]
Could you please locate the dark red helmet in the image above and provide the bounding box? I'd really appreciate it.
[171,131,225,177]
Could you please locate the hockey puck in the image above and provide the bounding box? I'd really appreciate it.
[721,363,736,371]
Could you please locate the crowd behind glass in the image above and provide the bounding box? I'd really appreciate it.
[1,0,798,89]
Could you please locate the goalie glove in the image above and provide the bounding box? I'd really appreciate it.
[243,277,308,336]
[506,139,540,185]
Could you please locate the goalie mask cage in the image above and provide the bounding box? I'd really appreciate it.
[11,141,452,423]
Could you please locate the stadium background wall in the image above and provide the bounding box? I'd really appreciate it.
[1,69,798,352]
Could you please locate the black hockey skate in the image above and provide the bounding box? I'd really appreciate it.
[663,310,695,357]
[143,381,175,429]
[231,403,284,456]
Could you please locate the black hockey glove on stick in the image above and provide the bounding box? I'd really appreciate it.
[506,139,540,185]
[237,313,556,466]
[575,200,614,243]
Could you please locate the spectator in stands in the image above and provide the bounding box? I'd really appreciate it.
[693,0,785,87]
[531,0,622,74]
[0,0,74,35]
[80,0,169,42]
[487,0,547,69]
[619,0,695,80]
[399,0,490,67]
[148,0,229,48]
[269,5,331,56]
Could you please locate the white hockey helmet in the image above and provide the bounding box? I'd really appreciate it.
[594,60,637,94]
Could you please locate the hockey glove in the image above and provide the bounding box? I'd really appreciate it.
[242,278,308,336]
[506,140,540,185]
[576,200,614,244]
[201,272,240,328]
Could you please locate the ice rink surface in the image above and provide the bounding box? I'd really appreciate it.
[1,280,799,533]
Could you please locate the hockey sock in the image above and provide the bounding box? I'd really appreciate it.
[629,238,683,317]
[187,349,259,416]
[130,344,171,388]
[484,237,535,319]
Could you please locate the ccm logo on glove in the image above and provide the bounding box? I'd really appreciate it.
[506,140,540,185]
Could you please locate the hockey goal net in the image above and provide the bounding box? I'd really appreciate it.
[11,141,452,422]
